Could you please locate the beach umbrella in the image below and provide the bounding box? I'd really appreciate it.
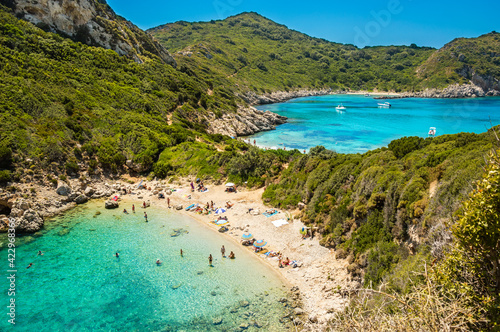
[225,182,235,187]
[253,240,267,248]
[215,208,226,214]
[241,233,252,240]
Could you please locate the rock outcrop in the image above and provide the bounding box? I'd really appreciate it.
[7,0,176,66]
[207,107,287,137]
[15,209,44,233]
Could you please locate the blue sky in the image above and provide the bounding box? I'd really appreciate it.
[107,0,500,48]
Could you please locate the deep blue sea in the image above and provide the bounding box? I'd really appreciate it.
[0,202,292,331]
[252,95,500,153]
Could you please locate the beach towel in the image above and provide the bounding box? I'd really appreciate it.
[215,220,229,226]
[112,195,119,201]
[271,219,289,227]
[263,210,279,217]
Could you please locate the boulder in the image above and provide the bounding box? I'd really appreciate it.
[0,215,10,232]
[293,308,305,315]
[105,200,119,209]
[126,160,149,173]
[56,184,71,196]
[68,192,80,202]
[84,187,95,197]
[75,195,88,205]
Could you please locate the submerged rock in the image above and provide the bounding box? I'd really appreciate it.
[212,317,222,325]
[75,194,88,205]
[239,300,250,308]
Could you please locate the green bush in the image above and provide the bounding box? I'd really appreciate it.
[0,170,11,184]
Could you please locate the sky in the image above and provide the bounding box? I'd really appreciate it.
[107,0,500,49]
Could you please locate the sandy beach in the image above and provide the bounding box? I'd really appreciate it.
[117,178,356,330]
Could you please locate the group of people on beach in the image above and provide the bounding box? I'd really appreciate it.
[209,245,235,266]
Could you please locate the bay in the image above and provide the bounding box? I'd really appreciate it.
[251,95,500,153]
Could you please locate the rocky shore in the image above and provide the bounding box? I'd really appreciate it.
[206,106,287,137]
[240,88,332,105]
[0,176,132,233]
[206,89,332,137]
[376,83,500,99]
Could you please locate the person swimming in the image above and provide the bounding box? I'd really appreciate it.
[115,252,120,258]
[156,259,162,265]
[37,250,43,256]
[27,263,33,269]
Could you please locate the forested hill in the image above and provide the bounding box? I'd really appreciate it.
[149,12,500,95]
[149,12,435,93]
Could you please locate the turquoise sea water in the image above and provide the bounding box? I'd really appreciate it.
[0,202,292,331]
[251,95,500,153]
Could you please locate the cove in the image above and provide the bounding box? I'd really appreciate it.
[0,201,293,331]
[252,95,500,153]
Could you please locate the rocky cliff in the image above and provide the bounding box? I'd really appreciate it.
[5,0,176,66]
[206,106,287,137]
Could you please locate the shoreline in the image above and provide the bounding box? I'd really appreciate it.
[116,179,356,330]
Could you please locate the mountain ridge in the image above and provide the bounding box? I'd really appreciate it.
[149,12,500,96]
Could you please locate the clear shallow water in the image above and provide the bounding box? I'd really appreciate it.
[0,202,292,331]
[252,95,500,153]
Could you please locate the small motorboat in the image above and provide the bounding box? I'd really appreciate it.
[364,93,370,97]
[336,103,346,111]
[428,127,437,137]
[377,102,391,108]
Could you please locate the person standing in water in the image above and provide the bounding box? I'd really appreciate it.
[167,197,170,208]
[180,249,183,257]
[221,245,226,258]
[132,204,135,213]
[209,254,213,266]
[144,212,148,222]
[115,252,119,258]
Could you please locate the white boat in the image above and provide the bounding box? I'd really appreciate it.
[364,93,370,97]
[428,127,436,137]
[377,102,391,108]
[336,104,346,111]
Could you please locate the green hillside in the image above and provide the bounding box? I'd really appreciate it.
[417,32,500,89]
[0,5,240,181]
[149,12,436,93]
